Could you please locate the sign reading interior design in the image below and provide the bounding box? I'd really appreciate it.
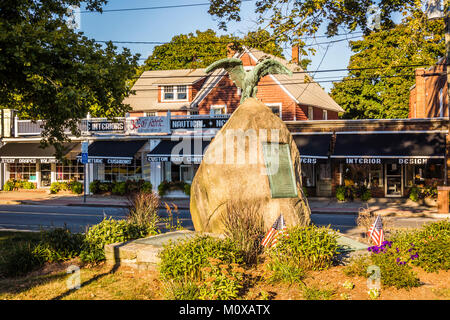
[87,121,125,132]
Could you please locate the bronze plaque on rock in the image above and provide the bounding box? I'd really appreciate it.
[262,143,298,198]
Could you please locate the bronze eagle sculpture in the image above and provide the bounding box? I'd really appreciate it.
[205,57,293,103]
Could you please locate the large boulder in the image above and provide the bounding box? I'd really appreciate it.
[190,98,311,234]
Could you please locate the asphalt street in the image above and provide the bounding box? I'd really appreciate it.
[0,204,442,234]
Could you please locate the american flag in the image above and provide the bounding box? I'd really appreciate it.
[367,215,384,246]
[261,214,288,248]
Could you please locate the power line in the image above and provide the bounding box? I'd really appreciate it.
[128,73,417,92]
[132,63,445,79]
[81,0,255,14]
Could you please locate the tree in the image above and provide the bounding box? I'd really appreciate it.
[207,0,421,40]
[141,29,285,74]
[0,0,139,153]
[331,15,445,119]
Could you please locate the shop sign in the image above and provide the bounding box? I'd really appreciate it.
[40,158,58,164]
[18,158,36,164]
[0,158,15,163]
[147,156,169,162]
[87,121,125,132]
[345,158,382,164]
[128,116,170,134]
[398,158,429,165]
[106,159,132,165]
[301,157,317,164]
[170,118,228,130]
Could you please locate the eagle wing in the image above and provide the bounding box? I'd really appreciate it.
[205,58,246,89]
[252,59,293,84]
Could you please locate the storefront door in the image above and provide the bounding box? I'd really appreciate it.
[41,163,51,187]
[385,163,403,197]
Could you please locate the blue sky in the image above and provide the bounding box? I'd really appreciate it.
[78,0,362,92]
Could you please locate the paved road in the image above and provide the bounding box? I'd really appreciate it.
[0,204,442,234]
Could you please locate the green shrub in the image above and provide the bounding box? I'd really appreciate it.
[158,180,188,196]
[183,183,191,196]
[140,181,153,193]
[69,181,83,194]
[409,186,420,202]
[159,236,244,282]
[163,280,200,300]
[99,182,112,193]
[409,185,438,202]
[266,254,307,285]
[389,220,450,272]
[368,242,420,289]
[21,181,36,190]
[343,255,370,277]
[38,227,84,262]
[273,225,340,271]
[3,180,16,191]
[302,285,336,300]
[89,180,100,194]
[0,243,45,277]
[80,217,152,263]
[50,182,60,194]
[112,181,127,196]
[159,236,245,300]
[335,185,346,201]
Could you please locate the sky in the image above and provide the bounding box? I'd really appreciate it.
[77,0,363,92]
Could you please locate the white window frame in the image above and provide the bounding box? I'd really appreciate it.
[322,109,328,120]
[210,104,227,115]
[308,106,314,120]
[161,85,189,102]
[266,103,282,118]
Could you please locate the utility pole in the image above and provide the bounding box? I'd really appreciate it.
[445,0,450,186]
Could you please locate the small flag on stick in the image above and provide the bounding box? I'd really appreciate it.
[261,214,288,248]
[367,215,384,246]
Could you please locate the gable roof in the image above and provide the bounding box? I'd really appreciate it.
[246,48,344,113]
[191,47,344,113]
[123,69,207,112]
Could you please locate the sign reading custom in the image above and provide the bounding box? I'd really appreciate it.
[128,116,170,134]
[170,117,228,130]
[87,121,125,132]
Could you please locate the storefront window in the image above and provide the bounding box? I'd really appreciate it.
[301,163,315,187]
[56,160,84,181]
[405,163,443,186]
[342,164,383,188]
[103,160,142,182]
[9,163,37,181]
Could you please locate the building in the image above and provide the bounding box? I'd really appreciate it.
[1,48,447,198]
[124,46,344,120]
[409,57,448,118]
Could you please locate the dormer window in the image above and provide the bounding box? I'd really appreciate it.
[162,85,188,101]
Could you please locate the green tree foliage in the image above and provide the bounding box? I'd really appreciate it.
[0,0,139,153]
[331,15,445,119]
[140,29,285,74]
[207,0,420,39]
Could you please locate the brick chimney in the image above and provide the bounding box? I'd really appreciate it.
[292,46,299,65]
[414,68,426,118]
[227,43,236,58]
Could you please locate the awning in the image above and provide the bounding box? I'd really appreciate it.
[0,142,78,163]
[293,133,332,163]
[77,140,147,164]
[147,139,210,164]
[331,132,446,164]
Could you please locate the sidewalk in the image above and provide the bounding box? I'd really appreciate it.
[0,190,448,218]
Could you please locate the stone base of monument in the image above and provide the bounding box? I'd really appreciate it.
[104,230,197,270]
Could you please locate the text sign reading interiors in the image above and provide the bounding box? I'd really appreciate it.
[87,121,125,132]
[262,143,298,199]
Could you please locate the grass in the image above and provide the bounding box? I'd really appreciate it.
[0,263,160,300]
